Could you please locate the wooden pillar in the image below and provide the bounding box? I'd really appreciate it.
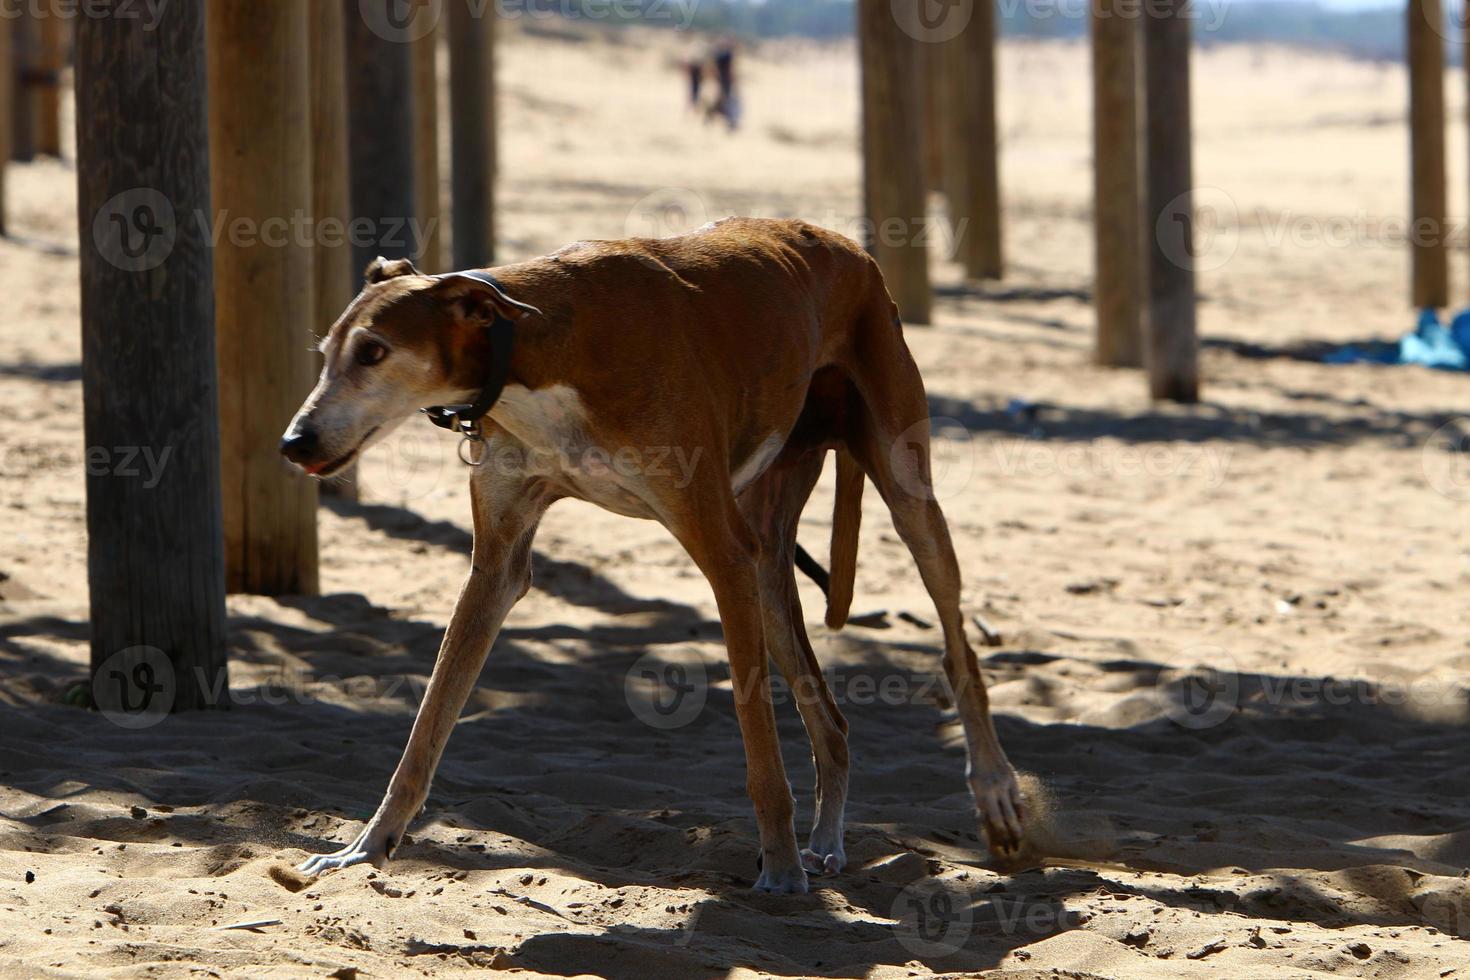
[857,0,931,324]
[35,2,64,157]
[310,0,354,332]
[947,0,1003,280]
[208,0,319,595]
[344,0,417,279]
[10,10,36,161]
[309,0,360,501]
[1091,0,1145,367]
[0,14,10,234]
[931,36,959,217]
[921,43,944,194]
[76,2,228,711]
[413,22,445,271]
[449,0,496,269]
[1142,0,1198,402]
[1409,0,1448,307]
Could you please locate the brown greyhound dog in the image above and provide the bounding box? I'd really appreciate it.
[281,217,1025,893]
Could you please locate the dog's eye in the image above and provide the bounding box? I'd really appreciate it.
[355,340,388,367]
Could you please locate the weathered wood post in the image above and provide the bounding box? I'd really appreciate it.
[857,0,932,323]
[35,1,65,157]
[1092,0,1145,367]
[76,1,228,711]
[310,0,355,335]
[943,0,1002,280]
[413,21,445,271]
[1409,0,1448,307]
[449,0,496,269]
[310,0,361,501]
[10,9,36,161]
[1142,0,1198,402]
[0,13,11,233]
[208,0,320,594]
[921,43,944,194]
[345,0,419,279]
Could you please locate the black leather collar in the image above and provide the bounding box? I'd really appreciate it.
[421,271,524,437]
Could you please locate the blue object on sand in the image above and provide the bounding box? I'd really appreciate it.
[1450,309,1470,352]
[1400,308,1468,369]
[1324,308,1470,370]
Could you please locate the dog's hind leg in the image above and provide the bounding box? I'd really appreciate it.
[739,447,850,875]
[840,305,1026,858]
[298,443,553,876]
[668,482,807,893]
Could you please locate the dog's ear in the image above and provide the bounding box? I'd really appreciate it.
[364,256,421,284]
[433,273,543,326]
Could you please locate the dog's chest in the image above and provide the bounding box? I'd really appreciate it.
[490,384,660,520]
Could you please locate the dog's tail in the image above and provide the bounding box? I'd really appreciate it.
[824,448,864,630]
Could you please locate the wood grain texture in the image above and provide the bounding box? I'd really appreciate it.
[1409,0,1448,307]
[10,8,36,161]
[310,0,361,501]
[1143,0,1199,402]
[448,0,496,269]
[75,1,228,709]
[946,0,1002,280]
[0,14,10,232]
[35,0,65,157]
[1091,0,1145,367]
[208,0,320,594]
[920,42,943,194]
[413,24,445,271]
[857,0,931,324]
[309,0,354,334]
[344,0,417,279]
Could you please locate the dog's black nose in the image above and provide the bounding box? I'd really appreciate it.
[280,428,319,463]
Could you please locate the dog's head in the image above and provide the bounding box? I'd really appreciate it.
[280,256,539,478]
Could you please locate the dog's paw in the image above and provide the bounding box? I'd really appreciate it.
[753,863,810,895]
[298,830,393,877]
[972,769,1027,858]
[801,840,845,876]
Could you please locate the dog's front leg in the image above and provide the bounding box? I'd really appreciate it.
[299,470,548,876]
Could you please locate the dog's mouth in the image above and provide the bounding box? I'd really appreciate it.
[304,426,379,478]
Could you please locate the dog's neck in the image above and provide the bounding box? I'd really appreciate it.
[422,309,518,437]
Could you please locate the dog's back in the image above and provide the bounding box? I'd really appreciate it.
[487,217,900,629]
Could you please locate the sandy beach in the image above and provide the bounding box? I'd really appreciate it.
[5,21,1470,978]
